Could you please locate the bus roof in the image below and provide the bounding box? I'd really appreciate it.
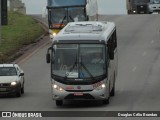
[53,21,116,44]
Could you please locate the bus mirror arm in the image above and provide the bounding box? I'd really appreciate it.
[46,53,51,63]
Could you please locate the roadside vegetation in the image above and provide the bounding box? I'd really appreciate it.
[0,11,45,63]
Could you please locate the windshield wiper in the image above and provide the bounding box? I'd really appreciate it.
[64,56,77,79]
[69,16,74,22]
[59,16,67,29]
[80,56,95,80]
[64,56,95,80]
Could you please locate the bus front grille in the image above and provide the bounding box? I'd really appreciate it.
[64,94,95,100]
[66,90,93,92]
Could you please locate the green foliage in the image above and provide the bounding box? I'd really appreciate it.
[0,11,44,62]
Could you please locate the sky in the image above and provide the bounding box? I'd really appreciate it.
[21,0,127,15]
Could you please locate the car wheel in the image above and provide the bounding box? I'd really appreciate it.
[21,84,24,94]
[103,98,109,104]
[16,89,21,97]
[56,100,63,106]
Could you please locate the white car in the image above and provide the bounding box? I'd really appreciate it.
[0,64,25,97]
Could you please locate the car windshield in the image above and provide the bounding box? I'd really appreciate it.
[0,67,17,76]
[150,0,160,4]
[52,44,106,79]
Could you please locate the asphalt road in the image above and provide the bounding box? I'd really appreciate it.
[0,14,160,120]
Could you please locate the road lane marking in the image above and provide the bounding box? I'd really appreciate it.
[132,66,137,72]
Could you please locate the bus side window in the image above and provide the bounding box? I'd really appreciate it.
[108,35,113,50]
[108,30,117,51]
[113,30,117,49]
[107,33,115,60]
[110,30,117,50]
[106,47,110,64]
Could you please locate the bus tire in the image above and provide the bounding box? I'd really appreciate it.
[103,84,110,104]
[110,75,115,96]
[56,100,63,106]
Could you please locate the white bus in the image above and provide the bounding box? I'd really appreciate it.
[46,21,118,106]
[46,0,88,40]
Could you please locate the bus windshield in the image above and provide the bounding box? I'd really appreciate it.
[52,44,106,79]
[69,7,86,22]
[48,0,86,7]
[49,7,87,29]
[50,8,67,28]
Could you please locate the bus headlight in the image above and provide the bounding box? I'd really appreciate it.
[133,10,136,13]
[52,32,57,37]
[52,84,64,91]
[49,32,57,39]
[95,84,106,91]
[11,81,17,86]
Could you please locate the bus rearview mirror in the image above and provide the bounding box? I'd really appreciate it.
[110,48,114,60]
[46,53,51,63]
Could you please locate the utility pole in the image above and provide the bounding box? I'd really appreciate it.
[1,0,8,46]
[1,0,8,25]
[0,0,1,45]
[96,0,98,21]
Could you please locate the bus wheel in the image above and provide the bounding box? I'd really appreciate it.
[110,75,115,96]
[103,85,110,104]
[56,100,63,106]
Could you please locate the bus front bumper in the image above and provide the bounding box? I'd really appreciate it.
[52,87,109,101]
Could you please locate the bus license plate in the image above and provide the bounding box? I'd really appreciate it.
[74,92,83,96]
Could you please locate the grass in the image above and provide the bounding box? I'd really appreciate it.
[0,11,45,63]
